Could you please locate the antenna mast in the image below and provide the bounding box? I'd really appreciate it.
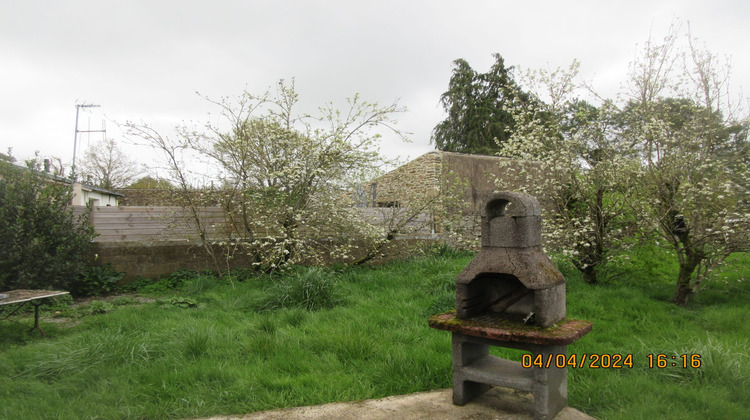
[71,103,105,179]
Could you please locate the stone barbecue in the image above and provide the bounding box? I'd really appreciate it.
[455,191,565,327]
[429,191,592,420]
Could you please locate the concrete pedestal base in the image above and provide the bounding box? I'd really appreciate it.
[429,312,592,420]
[452,334,567,420]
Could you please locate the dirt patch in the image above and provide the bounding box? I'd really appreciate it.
[43,293,156,328]
[70,293,155,307]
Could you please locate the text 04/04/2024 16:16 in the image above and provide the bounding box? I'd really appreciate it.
[521,353,702,369]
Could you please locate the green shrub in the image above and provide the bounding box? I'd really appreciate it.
[161,269,200,289]
[0,159,96,291]
[118,270,199,294]
[115,276,159,294]
[227,267,258,282]
[73,264,125,296]
[255,267,341,312]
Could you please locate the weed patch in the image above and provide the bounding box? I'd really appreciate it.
[158,297,201,309]
[254,267,342,312]
[74,264,125,297]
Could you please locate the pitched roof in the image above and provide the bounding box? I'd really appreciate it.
[1,161,124,197]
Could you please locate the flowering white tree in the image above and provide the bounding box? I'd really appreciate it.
[623,98,749,304]
[182,81,403,270]
[619,24,750,304]
[494,22,749,303]
[128,80,457,273]
[495,62,637,284]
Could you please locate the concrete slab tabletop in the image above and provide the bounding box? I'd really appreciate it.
[429,311,592,346]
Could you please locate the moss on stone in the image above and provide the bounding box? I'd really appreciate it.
[428,310,592,345]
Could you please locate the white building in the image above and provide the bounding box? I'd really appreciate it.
[69,182,123,206]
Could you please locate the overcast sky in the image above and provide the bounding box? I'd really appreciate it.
[2,0,748,175]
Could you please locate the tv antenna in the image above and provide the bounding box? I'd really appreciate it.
[71,102,106,179]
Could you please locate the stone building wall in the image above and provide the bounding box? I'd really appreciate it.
[368,151,443,207]
[440,152,543,212]
[366,151,546,248]
[370,151,543,211]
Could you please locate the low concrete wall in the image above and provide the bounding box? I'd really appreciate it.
[91,242,231,281]
[92,237,444,282]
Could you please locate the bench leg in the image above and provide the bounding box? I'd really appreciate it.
[29,301,46,337]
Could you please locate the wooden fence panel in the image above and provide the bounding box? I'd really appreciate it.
[71,206,230,243]
[70,205,436,244]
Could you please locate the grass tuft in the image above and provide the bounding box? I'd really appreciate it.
[254,267,342,312]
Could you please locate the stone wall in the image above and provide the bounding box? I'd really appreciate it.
[369,151,443,207]
[369,151,543,212]
[82,205,442,281]
[366,151,545,249]
[440,152,543,212]
[94,152,546,279]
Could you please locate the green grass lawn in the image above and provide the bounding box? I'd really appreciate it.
[0,248,748,419]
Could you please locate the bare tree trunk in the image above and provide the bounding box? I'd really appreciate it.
[576,188,607,284]
[672,275,693,305]
[582,265,598,284]
[671,226,702,305]
[672,251,700,305]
